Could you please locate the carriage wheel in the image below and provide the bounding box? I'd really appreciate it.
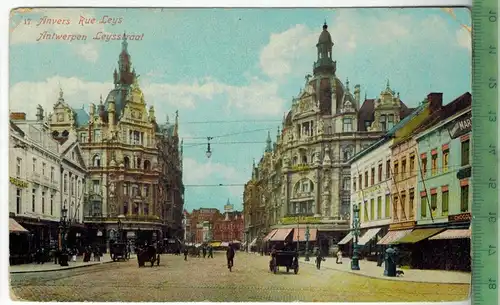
[294,266,299,274]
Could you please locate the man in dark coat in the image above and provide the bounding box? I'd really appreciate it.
[207,245,213,258]
[315,249,323,270]
[226,243,235,271]
[183,247,189,261]
[202,246,207,258]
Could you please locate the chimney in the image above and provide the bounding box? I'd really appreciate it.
[36,104,44,121]
[10,112,26,120]
[427,93,443,113]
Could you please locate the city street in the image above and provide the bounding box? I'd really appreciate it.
[10,252,469,302]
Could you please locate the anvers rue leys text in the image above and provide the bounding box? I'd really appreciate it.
[79,16,123,26]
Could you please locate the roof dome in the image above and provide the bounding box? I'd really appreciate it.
[318,22,332,44]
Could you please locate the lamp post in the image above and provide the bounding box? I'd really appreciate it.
[206,137,213,158]
[351,203,361,271]
[305,225,310,261]
[59,205,69,266]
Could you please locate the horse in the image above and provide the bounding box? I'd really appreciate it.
[137,245,160,267]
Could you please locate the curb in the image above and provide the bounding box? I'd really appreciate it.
[300,259,470,285]
[9,260,116,274]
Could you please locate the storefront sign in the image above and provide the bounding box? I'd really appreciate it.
[9,177,28,188]
[389,221,416,231]
[281,216,322,225]
[448,112,471,139]
[448,212,471,223]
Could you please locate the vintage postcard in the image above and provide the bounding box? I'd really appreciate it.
[8,7,471,302]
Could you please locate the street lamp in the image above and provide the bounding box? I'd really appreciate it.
[351,203,361,271]
[206,137,213,158]
[59,205,69,266]
[305,225,310,261]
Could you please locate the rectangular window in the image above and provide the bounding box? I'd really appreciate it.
[144,185,150,197]
[50,194,54,215]
[387,114,395,130]
[364,171,368,188]
[16,158,21,177]
[421,157,427,176]
[385,194,391,218]
[401,192,406,219]
[94,129,101,142]
[371,168,375,186]
[431,154,438,175]
[401,158,407,178]
[358,175,362,190]
[80,133,88,143]
[409,189,415,218]
[16,189,22,214]
[50,167,55,182]
[93,180,100,194]
[363,201,368,222]
[409,155,415,176]
[42,163,46,176]
[377,196,382,219]
[442,191,449,215]
[353,180,356,191]
[380,115,386,131]
[393,162,399,181]
[343,118,353,132]
[32,188,36,212]
[431,193,437,216]
[461,185,469,212]
[393,195,398,219]
[461,140,470,166]
[443,150,449,172]
[32,158,36,172]
[378,164,383,182]
[421,196,427,217]
[41,191,45,214]
[124,202,129,215]
[123,183,128,195]
[343,178,350,191]
[386,160,391,179]
[370,198,375,220]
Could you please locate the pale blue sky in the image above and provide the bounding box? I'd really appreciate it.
[9,7,471,212]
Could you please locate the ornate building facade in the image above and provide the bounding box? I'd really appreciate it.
[244,23,413,254]
[47,36,183,248]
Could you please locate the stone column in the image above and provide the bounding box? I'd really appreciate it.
[315,168,321,216]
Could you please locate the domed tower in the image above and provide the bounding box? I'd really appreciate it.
[313,22,336,76]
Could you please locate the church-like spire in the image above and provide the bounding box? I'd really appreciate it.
[58,87,64,102]
[346,77,350,91]
[313,22,335,76]
[173,110,179,137]
[265,131,272,153]
[117,32,134,86]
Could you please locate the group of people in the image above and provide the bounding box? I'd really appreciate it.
[182,244,214,260]
[182,243,236,272]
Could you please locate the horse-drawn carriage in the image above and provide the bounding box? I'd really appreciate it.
[269,250,299,274]
[137,245,160,267]
[110,242,129,262]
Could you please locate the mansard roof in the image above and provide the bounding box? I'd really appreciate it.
[72,107,90,127]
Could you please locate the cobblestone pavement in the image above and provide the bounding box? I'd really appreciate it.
[10,252,470,302]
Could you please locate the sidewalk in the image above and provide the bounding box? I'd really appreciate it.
[301,256,471,284]
[9,254,136,274]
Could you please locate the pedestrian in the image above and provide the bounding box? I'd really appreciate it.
[208,245,213,258]
[226,243,235,271]
[54,248,59,264]
[202,246,207,258]
[183,247,189,261]
[315,249,324,270]
[336,249,343,264]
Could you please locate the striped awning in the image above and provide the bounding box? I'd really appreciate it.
[396,228,444,244]
[270,228,293,242]
[337,232,353,245]
[358,228,382,246]
[9,218,28,233]
[263,229,278,242]
[429,229,471,240]
[377,229,413,245]
[293,228,318,242]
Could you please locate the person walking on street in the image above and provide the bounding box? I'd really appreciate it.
[226,243,235,271]
[202,246,207,258]
[207,245,213,258]
[336,249,343,264]
[183,247,189,261]
[315,249,323,270]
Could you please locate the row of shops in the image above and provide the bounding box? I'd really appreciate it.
[338,213,471,271]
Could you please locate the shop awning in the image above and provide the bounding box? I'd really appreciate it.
[210,241,222,247]
[337,232,353,245]
[221,242,230,247]
[270,228,293,242]
[9,218,28,233]
[263,229,278,242]
[429,229,471,240]
[377,229,413,245]
[293,228,318,242]
[396,228,445,244]
[249,238,258,247]
[358,228,382,246]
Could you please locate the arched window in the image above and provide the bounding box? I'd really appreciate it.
[62,130,69,137]
[302,155,308,164]
[93,155,101,167]
[144,160,151,171]
[124,156,130,169]
[52,130,59,137]
[292,156,298,165]
[137,158,142,169]
[343,146,354,162]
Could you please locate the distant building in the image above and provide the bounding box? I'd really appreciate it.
[213,200,244,242]
[185,208,223,244]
